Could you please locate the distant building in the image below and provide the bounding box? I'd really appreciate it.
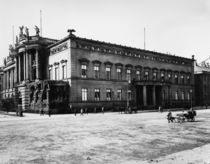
[194,58,210,106]
[0,67,3,107]
[0,27,195,113]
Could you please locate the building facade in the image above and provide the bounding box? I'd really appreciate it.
[48,32,194,110]
[194,59,210,106]
[0,27,195,112]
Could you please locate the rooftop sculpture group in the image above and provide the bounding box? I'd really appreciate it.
[17,25,40,42]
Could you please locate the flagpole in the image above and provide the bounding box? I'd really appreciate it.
[40,10,42,36]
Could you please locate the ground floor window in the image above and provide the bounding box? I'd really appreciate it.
[175,91,178,100]
[117,89,122,100]
[94,89,100,101]
[181,92,185,100]
[106,89,111,101]
[128,90,132,101]
[82,88,87,101]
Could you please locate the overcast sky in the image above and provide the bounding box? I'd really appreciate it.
[0,0,210,66]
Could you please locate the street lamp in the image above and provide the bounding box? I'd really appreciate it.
[190,89,193,110]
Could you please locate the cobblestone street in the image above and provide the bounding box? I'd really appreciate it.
[0,110,210,163]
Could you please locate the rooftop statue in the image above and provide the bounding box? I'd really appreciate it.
[16,36,19,44]
[34,25,40,36]
[25,27,29,37]
[19,26,24,37]
[67,29,76,36]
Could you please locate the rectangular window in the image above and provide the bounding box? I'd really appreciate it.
[162,91,165,100]
[128,90,132,101]
[82,88,87,101]
[106,67,111,80]
[55,67,58,80]
[181,75,184,84]
[187,92,190,100]
[94,89,100,101]
[181,92,185,100]
[126,69,131,83]
[175,74,178,84]
[62,65,67,79]
[49,69,52,80]
[117,68,122,80]
[81,65,87,78]
[144,71,149,80]
[161,72,165,81]
[106,89,111,101]
[94,66,100,79]
[187,75,190,84]
[136,70,140,80]
[153,72,157,80]
[175,91,178,100]
[117,89,122,100]
[168,73,171,81]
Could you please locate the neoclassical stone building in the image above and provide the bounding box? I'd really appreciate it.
[194,58,210,106]
[0,27,195,112]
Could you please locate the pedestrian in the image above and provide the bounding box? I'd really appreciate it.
[85,108,88,115]
[159,106,163,113]
[167,110,175,123]
[101,106,104,114]
[80,108,83,116]
[74,108,77,116]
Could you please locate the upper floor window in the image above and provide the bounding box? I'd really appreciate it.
[81,64,87,78]
[175,74,178,84]
[106,89,112,101]
[82,88,87,101]
[153,72,157,80]
[168,73,172,81]
[62,64,67,79]
[144,71,149,80]
[136,70,141,80]
[117,68,122,80]
[126,69,131,83]
[55,67,59,80]
[49,69,52,80]
[94,89,100,101]
[181,75,184,84]
[187,75,190,84]
[161,72,165,81]
[94,65,100,79]
[106,67,111,80]
[117,89,122,100]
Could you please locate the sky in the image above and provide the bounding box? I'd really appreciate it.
[0,0,210,66]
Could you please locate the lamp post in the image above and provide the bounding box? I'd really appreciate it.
[190,89,193,110]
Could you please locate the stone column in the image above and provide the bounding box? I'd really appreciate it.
[35,49,39,80]
[29,53,32,81]
[11,69,13,89]
[153,85,156,106]
[6,71,9,90]
[26,52,29,81]
[14,57,18,84]
[23,53,26,81]
[3,72,6,91]
[143,85,147,106]
[18,55,21,82]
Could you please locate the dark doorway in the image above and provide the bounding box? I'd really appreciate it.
[136,86,143,106]
[156,86,162,106]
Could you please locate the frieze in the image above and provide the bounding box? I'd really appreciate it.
[75,42,191,66]
[51,42,68,55]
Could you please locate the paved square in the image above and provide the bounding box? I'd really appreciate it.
[0,110,210,163]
